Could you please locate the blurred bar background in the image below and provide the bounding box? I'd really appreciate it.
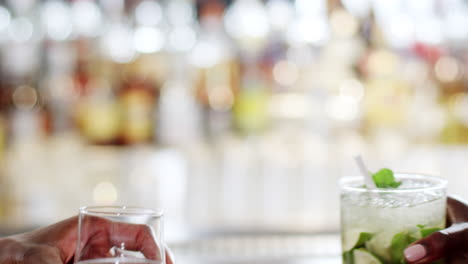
[0,0,467,262]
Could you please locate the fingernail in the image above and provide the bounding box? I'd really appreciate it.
[404,244,427,262]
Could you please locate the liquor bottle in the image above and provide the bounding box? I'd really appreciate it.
[192,0,239,138]
[360,10,411,132]
[118,61,157,145]
[158,57,202,146]
[72,38,101,135]
[233,60,269,134]
[42,40,78,135]
[78,59,121,145]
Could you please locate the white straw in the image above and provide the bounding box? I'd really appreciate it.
[354,155,376,189]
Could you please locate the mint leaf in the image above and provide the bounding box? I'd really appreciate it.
[420,227,441,238]
[372,168,402,188]
[416,224,441,238]
[342,250,354,264]
[390,232,418,264]
[353,232,373,248]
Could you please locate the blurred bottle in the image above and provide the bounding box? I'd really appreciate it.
[193,0,239,138]
[233,61,270,134]
[73,44,92,98]
[118,61,157,145]
[7,69,44,143]
[438,64,468,143]
[41,40,78,135]
[222,0,272,135]
[78,60,121,145]
[159,58,202,146]
[360,11,411,133]
[72,39,94,134]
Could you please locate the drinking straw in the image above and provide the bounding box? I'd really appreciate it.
[354,155,376,189]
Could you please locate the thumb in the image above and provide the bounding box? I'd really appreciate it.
[404,223,468,264]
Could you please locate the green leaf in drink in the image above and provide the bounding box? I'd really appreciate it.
[372,169,402,188]
[417,224,442,238]
[419,227,442,238]
[353,232,373,248]
[390,232,418,264]
[343,250,355,264]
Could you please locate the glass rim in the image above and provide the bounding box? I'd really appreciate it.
[339,173,447,193]
[79,205,164,217]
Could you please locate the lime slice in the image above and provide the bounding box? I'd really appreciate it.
[343,229,363,251]
[365,232,392,262]
[353,248,383,264]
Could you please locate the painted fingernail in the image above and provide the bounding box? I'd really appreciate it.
[404,244,427,262]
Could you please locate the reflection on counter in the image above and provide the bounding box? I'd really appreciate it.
[173,232,341,264]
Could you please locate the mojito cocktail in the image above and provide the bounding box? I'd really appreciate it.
[340,173,447,264]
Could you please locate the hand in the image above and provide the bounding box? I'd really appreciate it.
[404,196,468,264]
[0,216,175,264]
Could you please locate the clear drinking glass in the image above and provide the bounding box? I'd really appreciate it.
[75,206,165,264]
[340,173,447,264]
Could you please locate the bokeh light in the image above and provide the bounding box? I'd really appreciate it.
[8,17,33,43]
[330,9,359,38]
[135,0,163,26]
[168,26,197,52]
[133,26,165,54]
[266,0,294,32]
[0,6,11,32]
[101,24,136,63]
[72,0,102,37]
[93,181,118,205]
[41,0,73,41]
[12,85,38,110]
[435,56,462,83]
[273,60,299,87]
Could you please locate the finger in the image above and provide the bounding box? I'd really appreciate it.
[80,231,112,259]
[23,245,63,264]
[108,221,161,260]
[14,216,79,263]
[165,245,175,264]
[80,216,163,260]
[75,216,112,260]
[447,253,468,264]
[447,196,468,225]
[404,223,468,264]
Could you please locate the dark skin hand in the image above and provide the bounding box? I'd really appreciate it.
[0,216,175,264]
[404,196,468,264]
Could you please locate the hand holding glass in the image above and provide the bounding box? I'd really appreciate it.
[74,206,165,264]
[340,173,447,264]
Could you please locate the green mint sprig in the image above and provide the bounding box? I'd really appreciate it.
[372,168,402,188]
